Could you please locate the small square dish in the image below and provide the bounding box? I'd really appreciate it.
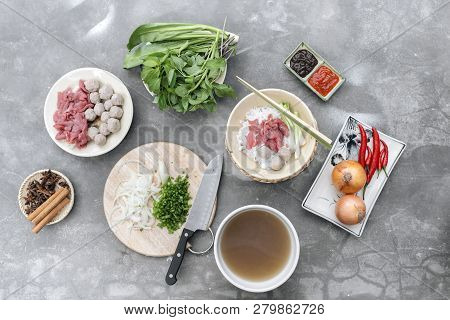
[302,116,406,237]
[305,63,345,101]
[284,42,323,79]
[284,42,345,101]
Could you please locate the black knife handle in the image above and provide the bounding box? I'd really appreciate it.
[165,228,195,285]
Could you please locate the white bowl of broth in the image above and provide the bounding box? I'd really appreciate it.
[214,205,300,292]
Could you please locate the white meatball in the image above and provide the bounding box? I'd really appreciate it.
[84,108,96,122]
[89,92,100,104]
[110,93,123,105]
[258,145,272,159]
[109,106,123,119]
[279,147,292,162]
[104,99,113,111]
[107,118,121,133]
[93,103,105,116]
[99,123,110,136]
[84,79,100,92]
[94,134,107,146]
[87,126,99,140]
[270,155,284,171]
[99,85,114,100]
[100,111,110,123]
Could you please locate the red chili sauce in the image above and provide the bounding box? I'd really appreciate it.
[307,65,340,97]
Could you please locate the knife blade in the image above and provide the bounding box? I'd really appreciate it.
[165,154,223,285]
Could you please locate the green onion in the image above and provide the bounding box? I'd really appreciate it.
[152,175,191,234]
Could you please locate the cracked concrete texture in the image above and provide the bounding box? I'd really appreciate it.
[0,0,449,299]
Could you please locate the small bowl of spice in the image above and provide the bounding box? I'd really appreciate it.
[18,169,74,233]
[284,42,345,101]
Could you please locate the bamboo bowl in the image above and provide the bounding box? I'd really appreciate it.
[225,89,318,183]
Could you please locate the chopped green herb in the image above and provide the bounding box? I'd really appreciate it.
[152,175,191,233]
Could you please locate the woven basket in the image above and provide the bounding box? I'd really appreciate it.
[225,138,318,184]
[225,89,319,183]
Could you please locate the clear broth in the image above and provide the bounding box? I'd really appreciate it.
[220,210,291,281]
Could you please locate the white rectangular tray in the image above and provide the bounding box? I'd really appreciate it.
[302,116,406,237]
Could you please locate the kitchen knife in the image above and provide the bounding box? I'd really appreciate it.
[165,153,223,285]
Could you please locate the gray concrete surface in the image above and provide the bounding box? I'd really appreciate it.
[1,0,449,299]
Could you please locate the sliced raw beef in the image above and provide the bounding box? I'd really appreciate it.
[53,80,91,148]
[245,115,289,152]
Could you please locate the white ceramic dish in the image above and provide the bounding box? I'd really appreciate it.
[283,42,345,101]
[18,169,75,225]
[302,116,406,237]
[214,205,300,293]
[225,89,318,183]
[44,67,133,157]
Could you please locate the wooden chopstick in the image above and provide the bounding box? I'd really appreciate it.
[236,76,333,149]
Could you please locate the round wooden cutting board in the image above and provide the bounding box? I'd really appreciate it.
[103,142,216,257]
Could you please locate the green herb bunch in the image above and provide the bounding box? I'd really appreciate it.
[123,23,237,112]
[152,175,191,233]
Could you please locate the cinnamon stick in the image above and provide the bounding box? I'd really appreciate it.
[32,187,69,225]
[32,197,69,234]
[27,188,64,221]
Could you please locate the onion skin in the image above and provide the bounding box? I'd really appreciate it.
[335,194,366,225]
[332,160,367,194]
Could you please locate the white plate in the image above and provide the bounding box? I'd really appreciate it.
[44,68,133,157]
[302,116,406,237]
[18,169,75,225]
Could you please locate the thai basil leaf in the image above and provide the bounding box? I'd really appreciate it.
[195,55,205,66]
[184,64,202,76]
[205,58,225,69]
[208,67,221,80]
[213,83,235,97]
[188,89,209,105]
[171,56,186,70]
[175,85,189,97]
[143,56,160,67]
[167,69,175,84]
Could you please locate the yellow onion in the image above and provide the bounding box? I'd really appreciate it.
[332,160,366,194]
[335,194,366,225]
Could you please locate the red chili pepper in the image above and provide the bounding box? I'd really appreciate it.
[381,140,389,177]
[381,140,388,167]
[378,148,384,171]
[358,124,367,168]
[365,147,372,167]
[367,127,380,182]
[377,149,385,178]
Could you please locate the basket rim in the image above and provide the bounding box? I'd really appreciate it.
[225,138,318,183]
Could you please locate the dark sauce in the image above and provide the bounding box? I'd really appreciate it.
[289,49,318,78]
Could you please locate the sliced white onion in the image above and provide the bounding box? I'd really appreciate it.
[111,159,170,231]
